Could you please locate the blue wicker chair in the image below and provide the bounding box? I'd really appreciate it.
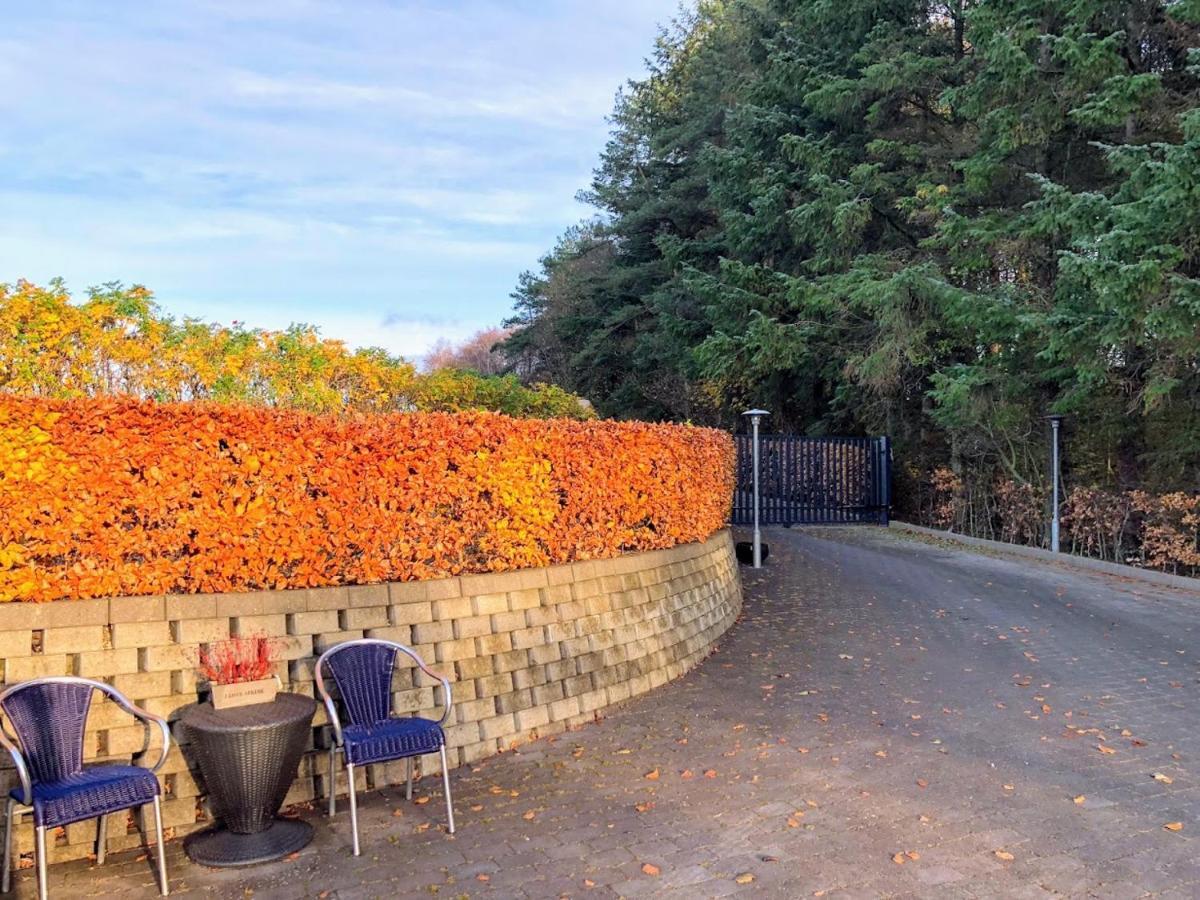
[315,639,455,855]
[0,677,170,899]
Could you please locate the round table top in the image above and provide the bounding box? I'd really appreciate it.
[182,692,316,733]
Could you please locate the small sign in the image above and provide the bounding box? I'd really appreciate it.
[210,677,279,710]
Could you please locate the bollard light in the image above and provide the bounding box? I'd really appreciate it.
[742,410,769,567]
[1047,414,1065,553]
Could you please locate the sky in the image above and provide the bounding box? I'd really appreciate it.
[0,0,681,359]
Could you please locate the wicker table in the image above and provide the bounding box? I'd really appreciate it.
[182,692,317,867]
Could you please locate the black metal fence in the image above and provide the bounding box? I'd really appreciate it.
[733,434,891,526]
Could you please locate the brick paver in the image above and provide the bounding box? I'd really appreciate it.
[25,527,1200,898]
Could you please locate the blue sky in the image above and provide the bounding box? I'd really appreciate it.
[0,0,680,358]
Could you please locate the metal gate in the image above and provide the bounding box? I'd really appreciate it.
[732,435,891,526]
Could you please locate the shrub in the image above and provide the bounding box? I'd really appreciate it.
[0,397,733,602]
[0,280,591,419]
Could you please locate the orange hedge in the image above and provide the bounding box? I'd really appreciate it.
[0,397,734,602]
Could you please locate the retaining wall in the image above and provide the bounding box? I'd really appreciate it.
[0,529,741,864]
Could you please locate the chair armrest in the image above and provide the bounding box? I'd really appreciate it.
[313,651,345,747]
[395,647,453,726]
[91,682,171,772]
[122,701,172,773]
[0,729,31,805]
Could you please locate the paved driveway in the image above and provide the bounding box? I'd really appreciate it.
[37,527,1200,898]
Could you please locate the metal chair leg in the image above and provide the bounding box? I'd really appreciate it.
[405,757,413,801]
[2,797,13,894]
[328,746,337,817]
[439,745,455,834]
[35,825,47,900]
[346,762,360,857]
[151,797,169,896]
[96,814,107,865]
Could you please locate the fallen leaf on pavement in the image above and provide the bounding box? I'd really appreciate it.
[735,873,755,884]
[642,863,661,876]
[1073,795,1086,805]
[1164,822,1184,832]
[1152,773,1174,784]
[644,768,660,780]
[1097,744,1117,755]
[994,850,1015,861]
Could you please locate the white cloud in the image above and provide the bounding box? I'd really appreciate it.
[0,0,685,357]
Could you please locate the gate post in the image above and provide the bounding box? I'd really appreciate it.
[742,410,769,567]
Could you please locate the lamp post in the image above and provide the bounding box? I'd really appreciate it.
[742,409,769,568]
[1048,414,1065,553]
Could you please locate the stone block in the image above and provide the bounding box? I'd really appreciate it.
[215,590,306,617]
[5,654,71,680]
[493,649,529,674]
[389,602,434,626]
[433,595,473,620]
[515,706,550,732]
[0,630,32,658]
[478,713,517,741]
[412,620,454,644]
[108,595,166,623]
[231,613,288,637]
[165,594,216,620]
[111,621,172,648]
[313,630,364,653]
[454,614,492,639]
[42,625,106,654]
[347,583,389,608]
[288,610,339,635]
[436,637,476,663]
[340,606,388,631]
[76,648,138,678]
[172,618,230,645]
[112,671,173,700]
[474,633,512,656]
[423,577,462,601]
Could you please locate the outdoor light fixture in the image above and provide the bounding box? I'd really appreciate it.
[1047,414,1065,553]
[742,409,769,568]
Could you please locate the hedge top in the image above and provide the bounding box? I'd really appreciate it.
[0,397,734,602]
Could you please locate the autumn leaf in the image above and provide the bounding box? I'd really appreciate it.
[1152,773,1174,784]
[703,769,718,778]
[522,810,536,820]
[1073,795,1086,805]
[644,768,660,780]
[735,873,755,884]
[1097,744,1117,755]
[1164,822,1184,832]
[994,850,1015,861]
[642,863,661,876]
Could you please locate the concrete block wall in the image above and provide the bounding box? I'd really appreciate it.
[0,529,741,865]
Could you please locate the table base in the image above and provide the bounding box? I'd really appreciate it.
[184,818,313,868]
